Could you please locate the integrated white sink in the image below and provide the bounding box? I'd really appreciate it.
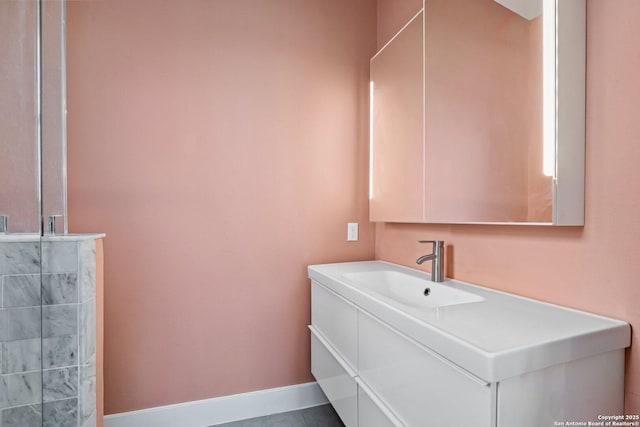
[344,270,483,308]
[309,261,630,426]
[308,260,631,382]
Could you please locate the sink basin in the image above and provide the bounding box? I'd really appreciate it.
[344,270,483,308]
[309,261,631,383]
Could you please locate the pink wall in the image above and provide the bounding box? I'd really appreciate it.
[65,0,640,416]
[376,0,640,413]
[66,0,376,414]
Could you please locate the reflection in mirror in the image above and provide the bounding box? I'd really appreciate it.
[424,0,549,223]
[370,12,424,222]
[370,0,584,225]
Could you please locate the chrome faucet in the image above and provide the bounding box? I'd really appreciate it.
[416,240,444,282]
[0,215,7,234]
[48,215,63,236]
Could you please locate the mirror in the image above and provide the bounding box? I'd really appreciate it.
[370,12,424,223]
[370,0,585,225]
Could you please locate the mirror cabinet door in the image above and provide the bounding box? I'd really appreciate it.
[370,12,424,223]
[370,0,585,225]
[424,0,546,223]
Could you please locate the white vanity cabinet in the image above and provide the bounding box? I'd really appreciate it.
[309,261,630,427]
[356,380,402,427]
[358,311,492,427]
[310,330,358,427]
[311,281,358,370]
[311,280,490,427]
[310,281,402,427]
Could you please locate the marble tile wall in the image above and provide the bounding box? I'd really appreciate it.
[0,240,97,427]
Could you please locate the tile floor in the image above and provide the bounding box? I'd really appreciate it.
[212,404,344,426]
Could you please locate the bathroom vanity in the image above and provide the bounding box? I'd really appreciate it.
[308,261,630,427]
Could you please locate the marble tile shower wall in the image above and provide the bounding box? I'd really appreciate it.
[0,240,97,427]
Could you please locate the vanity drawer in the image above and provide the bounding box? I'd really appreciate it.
[311,281,358,370]
[358,311,492,427]
[357,378,404,427]
[310,327,357,427]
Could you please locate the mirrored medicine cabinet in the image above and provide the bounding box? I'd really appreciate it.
[370,0,586,225]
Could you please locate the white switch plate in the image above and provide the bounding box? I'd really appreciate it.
[347,223,359,241]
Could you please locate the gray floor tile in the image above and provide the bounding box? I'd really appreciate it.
[212,405,343,427]
[301,405,344,427]
[217,411,305,427]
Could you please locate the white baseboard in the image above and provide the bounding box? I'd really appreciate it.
[104,382,329,427]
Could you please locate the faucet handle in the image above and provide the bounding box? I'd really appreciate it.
[418,240,444,247]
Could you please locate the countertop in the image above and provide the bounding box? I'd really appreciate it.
[308,261,630,382]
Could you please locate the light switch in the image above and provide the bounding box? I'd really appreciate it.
[347,223,359,241]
